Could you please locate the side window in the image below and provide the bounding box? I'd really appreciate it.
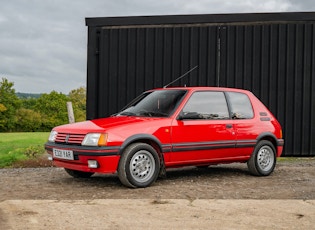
[227,92,254,119]
[181,91,229,119]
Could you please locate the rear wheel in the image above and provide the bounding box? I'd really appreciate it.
[247,140,276,176]
[118,143,160,188]
[64,168,94,178]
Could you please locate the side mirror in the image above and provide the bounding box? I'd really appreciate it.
[177,112,202,120]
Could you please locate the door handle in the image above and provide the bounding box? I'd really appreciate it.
[226,124,233,128]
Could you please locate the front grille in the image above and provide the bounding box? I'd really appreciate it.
[55,133,85,145]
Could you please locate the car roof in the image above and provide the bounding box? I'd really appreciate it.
[149,86,251,94]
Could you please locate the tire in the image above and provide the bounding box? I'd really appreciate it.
[118,143,160,188]
[247,140,276,176]
[64,168,94,178]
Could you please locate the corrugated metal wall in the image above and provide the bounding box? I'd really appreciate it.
[86,13,315,156]
[97,25,219,114]
[219,23,315,156]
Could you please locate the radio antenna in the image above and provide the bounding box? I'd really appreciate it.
[163,65,198,88]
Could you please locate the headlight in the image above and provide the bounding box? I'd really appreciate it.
[48,130,58,142]
[82,133,108,146]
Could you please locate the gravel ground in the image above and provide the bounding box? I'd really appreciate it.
[0,158,314,229]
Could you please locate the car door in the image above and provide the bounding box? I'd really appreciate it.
[225,91,258,157]
[169,91,236,166]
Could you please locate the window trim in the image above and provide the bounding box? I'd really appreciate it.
[224,91,254,120]
[177,90,254,121]
[178,90,230,120]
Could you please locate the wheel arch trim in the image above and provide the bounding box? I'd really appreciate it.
[119,134,167,155]
[256,132,283,150]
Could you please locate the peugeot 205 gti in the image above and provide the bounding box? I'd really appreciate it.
[45,87,284,188]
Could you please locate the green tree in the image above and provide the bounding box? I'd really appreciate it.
[15,108,42,131]
[0,104,7,112]
[68,87,86,121]
[18,95,41,131]
[0,78,21,131]
[35,91,69,130]
[21,97,37,110]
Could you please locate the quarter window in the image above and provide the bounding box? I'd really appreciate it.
[181,91,229,119]
[226,92,254,119]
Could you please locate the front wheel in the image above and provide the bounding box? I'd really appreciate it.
[247,140,276,176]
[64,168,94,178]
[118,143,160,188]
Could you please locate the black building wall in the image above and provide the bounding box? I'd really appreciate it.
[86,12,315,156]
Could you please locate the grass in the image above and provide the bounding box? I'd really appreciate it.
[278,156,315,162]
[0,132,49,168]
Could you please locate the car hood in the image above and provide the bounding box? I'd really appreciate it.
[53,116,168,134]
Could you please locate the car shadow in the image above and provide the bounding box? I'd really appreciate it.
[163,164,251,181]
[56,164,251,189]
[54,172,122,188]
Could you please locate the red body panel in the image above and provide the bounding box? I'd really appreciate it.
[45,87,284,174]
[52,155,120,174]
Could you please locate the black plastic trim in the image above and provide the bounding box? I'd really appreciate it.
[120,134,164,154]
[45,142,120,156]
[256,132,284,146]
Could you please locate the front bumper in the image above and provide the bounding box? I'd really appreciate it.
[45,142,121,173]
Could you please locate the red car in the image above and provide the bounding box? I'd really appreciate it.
[45,87,284,188]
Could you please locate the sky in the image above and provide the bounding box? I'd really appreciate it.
[1,0,314,94]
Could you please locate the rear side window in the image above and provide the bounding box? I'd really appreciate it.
[226,92,254,119]
[181,91,229,119]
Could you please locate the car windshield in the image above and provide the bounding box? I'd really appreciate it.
[116,89,187,117]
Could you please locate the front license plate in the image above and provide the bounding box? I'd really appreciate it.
[53,149,74,160]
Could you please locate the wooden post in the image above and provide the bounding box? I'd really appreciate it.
[67,102,75,124]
